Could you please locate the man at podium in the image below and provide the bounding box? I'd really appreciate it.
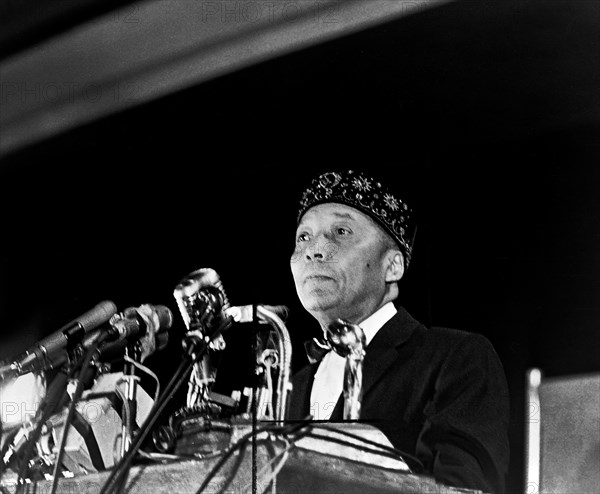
[288,169,510,494]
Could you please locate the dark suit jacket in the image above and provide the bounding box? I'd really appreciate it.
[287,307,510,494]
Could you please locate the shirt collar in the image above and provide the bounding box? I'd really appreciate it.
[358,301,397,346]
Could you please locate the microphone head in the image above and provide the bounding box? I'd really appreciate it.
[125,304,173,337]
[155,332,169,352]
[155,304,174,332]
[173,268,230,334]
[123,304,174,361]
[77,300,118,331]
[20,300,119,374]
[326,319,366,358]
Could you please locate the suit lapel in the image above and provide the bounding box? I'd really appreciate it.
[360,307,420,398]
[290,362,320,419]
[329,306,420,420]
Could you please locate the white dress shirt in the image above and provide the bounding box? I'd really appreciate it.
[309,302,398,420]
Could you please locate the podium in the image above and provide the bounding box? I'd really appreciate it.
[4,423,486,494]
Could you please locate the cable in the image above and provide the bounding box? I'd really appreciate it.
[261,420,317,486]
[0,427,20,476]
[12,338,111,493]
[14,406,51,493]
[254,436,292,492]
[14,369,70,494]
[106,358,191,494]
[301,429,403,462]
[308,423,423,472]
[113,381,133,433]
[112,381,132,467]
[192,420,313,494]
[49,340,101,494]
[251,357,258,494]
[137,450,196,462]
[122,355,160,402]
[99,345,204,494]
[192,423,276,494]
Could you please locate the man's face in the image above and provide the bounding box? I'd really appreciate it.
[290,203,391,325]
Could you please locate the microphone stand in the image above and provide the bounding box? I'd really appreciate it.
[100,324,225,494]
[48,337,104,494]
[12,341,90,494]
[119,345,140,460]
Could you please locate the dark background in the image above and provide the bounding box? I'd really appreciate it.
[1,1,599,493]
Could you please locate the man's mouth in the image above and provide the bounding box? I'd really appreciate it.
[305,274,335,282]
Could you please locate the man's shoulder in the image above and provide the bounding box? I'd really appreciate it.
[393,307,494,349]
[418,325,501,368]
[426,325,490,343]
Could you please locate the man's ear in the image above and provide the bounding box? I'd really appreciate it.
[385,251,405,283]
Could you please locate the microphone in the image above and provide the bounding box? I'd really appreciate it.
[326,319,366,420]
[173,268,232,338]
[108,304,173,362]
[50,305,173,366]
[173,268,231,408]
[109,304,173,342]
[326,319,366,358]
[226,304,289,323]
[0,300,117,379]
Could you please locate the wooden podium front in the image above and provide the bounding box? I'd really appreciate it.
[7,423,485,494]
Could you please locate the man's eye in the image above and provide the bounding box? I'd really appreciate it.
[297,233,310,242]
[336,227,351,235]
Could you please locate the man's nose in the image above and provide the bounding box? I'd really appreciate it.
[306,244,324,260]
[305,235,332,261]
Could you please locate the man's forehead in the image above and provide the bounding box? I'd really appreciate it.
[298,203,370,225]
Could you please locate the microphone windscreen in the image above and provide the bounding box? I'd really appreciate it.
[156,333,169,352]
[154,305,173,332]
[77,300,118,331]
[173,268,229,332]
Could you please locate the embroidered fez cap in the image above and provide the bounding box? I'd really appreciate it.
[297,169,416,266]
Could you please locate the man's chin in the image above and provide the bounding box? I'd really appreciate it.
[301,293,339,315]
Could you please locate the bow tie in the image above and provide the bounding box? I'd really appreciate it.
[304,337,332,364]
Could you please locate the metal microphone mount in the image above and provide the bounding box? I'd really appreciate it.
[326,319,366,420]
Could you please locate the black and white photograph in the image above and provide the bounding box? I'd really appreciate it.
[0,1,599,493]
